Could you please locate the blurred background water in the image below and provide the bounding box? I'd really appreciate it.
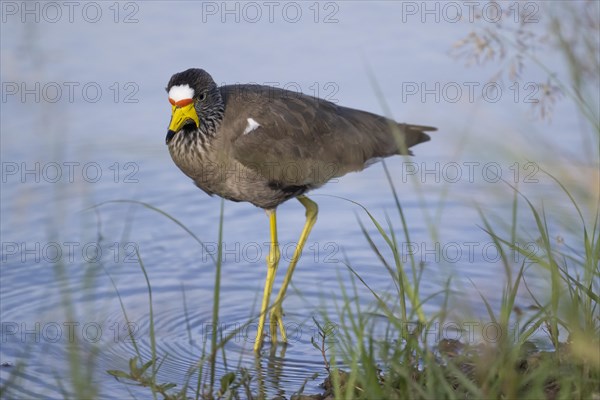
[1,1,598,398]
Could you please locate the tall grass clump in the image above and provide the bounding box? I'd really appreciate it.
[324,173,598,399]
[322,146,598,399]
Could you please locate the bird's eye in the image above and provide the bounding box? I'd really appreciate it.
[198,93,206,101]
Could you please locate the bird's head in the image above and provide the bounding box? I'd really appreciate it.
[165,68,223,144]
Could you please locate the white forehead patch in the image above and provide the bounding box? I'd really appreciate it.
[169,84,195,101]
[243,118,260,135]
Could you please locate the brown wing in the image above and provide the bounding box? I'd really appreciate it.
[221,85,434,187]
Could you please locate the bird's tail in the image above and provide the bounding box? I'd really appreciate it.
[396,123,436,155]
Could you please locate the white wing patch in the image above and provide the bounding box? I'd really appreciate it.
[169,84,195,102]
[243,118,261,135]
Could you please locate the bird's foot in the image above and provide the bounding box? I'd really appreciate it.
[269,304,287,346]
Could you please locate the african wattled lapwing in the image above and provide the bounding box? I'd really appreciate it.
[165,68,435,352]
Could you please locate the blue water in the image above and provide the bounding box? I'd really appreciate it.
[1,1,597,398]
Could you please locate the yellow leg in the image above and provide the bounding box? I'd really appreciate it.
[254,209,280,352]
[269,195,318,344]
